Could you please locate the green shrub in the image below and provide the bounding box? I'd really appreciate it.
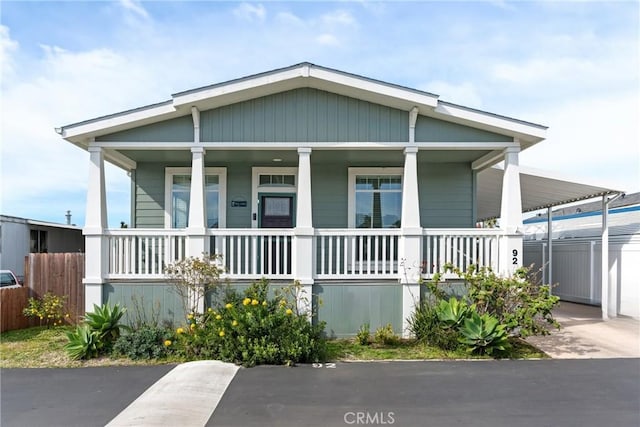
[436,297,471,329]
[171,280,327,367]
[84,303,129,350]
[112,325,170,360]
[442,264,560,338]
[374,324,400,346]
[64,324,101,360]
[356,323,370,346]
[458,312,510,356]
[22,292,69,327]
[408,302,461,350]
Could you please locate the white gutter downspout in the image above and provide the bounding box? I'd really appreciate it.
[601,192,623,320]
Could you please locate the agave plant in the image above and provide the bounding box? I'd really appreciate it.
[435,297,470,329]
[84,303,130,348]
[458,311,510,355]
[64,324,101,360]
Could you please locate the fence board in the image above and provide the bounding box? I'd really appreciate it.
[0,287,33,333]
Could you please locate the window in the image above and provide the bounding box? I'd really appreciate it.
[165,168,226,228]
[30,229,48,253]
[259,174,295,186]
[348,168,403,228]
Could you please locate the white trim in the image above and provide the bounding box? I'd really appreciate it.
[347,167,404,228]
[164,167,227,229]
[91,141,519,151]
[251,167,298,228]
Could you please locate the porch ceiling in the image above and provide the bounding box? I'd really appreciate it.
[477,166,623,221]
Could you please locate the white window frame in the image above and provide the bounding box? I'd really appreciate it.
[251,167,298,228]
[164,167,227,228]
[347,167,403,228]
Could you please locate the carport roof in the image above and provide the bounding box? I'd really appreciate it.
[477,166,623,221]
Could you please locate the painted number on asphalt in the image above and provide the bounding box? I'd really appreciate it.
[312,363,336,369]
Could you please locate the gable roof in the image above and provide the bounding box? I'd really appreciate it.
[58,62,547,149]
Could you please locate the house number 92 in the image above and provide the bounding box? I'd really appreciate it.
[512,249,519,265]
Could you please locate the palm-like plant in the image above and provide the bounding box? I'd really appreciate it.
[84,303,129,348]
[64,324,101,360]
[458,312,510,355]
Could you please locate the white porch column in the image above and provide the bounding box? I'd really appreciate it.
[294,147,314,314]
[400,146,421,337]
[186,146,207,257]
[84,146,108,312]
[186,145,207,313]
[499,145,523,275]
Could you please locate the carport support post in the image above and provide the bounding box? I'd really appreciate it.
[547,206,553,291]
[601,195,612,319]
[499,146,523,275]
[84,145,107,312]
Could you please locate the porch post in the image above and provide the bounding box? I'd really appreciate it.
[294,147,314,314]
[499,145,523,275]
[84,145,108,312]
[400,146,421,337]
[186,146,207,312]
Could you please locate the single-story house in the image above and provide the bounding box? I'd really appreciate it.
[0,214,84,281]
[58,63,547,337]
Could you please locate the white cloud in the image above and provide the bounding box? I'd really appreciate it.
[321,10,356,27]
[0,25,18,77]
[233,3,266,22]
[316,34,340,46]
[118,0,149,20]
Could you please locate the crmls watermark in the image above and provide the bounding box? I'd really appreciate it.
[343,411,395,425]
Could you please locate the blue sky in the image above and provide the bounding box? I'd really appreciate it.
[1,0,638,227]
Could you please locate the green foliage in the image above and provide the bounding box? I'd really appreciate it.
[442,264,560,338]
[356,323,370,346]
[64,324,101,360]
[84,303,129,349]
[170,280,327,367]
[112,326,170,360]
[408,302,462,351]
[436,297,471,329]
[458,312,510,355]
[22,292,69,327]
[374,324,400,346]
[165,253,225,316]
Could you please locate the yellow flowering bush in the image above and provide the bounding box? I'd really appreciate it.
[22,292,68,328]
[171,279,327,366]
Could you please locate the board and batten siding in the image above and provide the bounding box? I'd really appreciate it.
[419,162,474,228]
[200,88,409,143]
[134,163,169,228]
[103,283,185,327]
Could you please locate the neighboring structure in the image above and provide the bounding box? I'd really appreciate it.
[0,215,84,280]
[58,63,548,336]
[523,193,640,318]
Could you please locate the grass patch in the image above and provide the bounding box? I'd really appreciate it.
[0,327,179,368]
[326,337,547,361]
[1,327,547,368]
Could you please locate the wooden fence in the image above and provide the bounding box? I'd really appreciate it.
[0,253,85,333]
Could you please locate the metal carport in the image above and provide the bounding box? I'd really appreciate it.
[477,165,623,319]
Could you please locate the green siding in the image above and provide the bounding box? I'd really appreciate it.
[134,163,168,228]
[200,88,408,142]
[315,282,402,338]
[415,115,512,142]
[419,163,474,228]
[103,283,185,327]
[225,164,252,228]
[98,115,193,142]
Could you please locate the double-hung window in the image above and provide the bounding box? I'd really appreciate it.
[165,167,227,228]
[348,168,403,228]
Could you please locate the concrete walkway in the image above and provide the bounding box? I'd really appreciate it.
[526,302,640,358]
[106,361,239,427]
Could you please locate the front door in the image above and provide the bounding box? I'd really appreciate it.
[259,194,295,228]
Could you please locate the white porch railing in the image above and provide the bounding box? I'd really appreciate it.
[207,229,295,280]
[422,228,501,278]
[106,229,187,279]
[103,228,502,281]
[314,229,401,279]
